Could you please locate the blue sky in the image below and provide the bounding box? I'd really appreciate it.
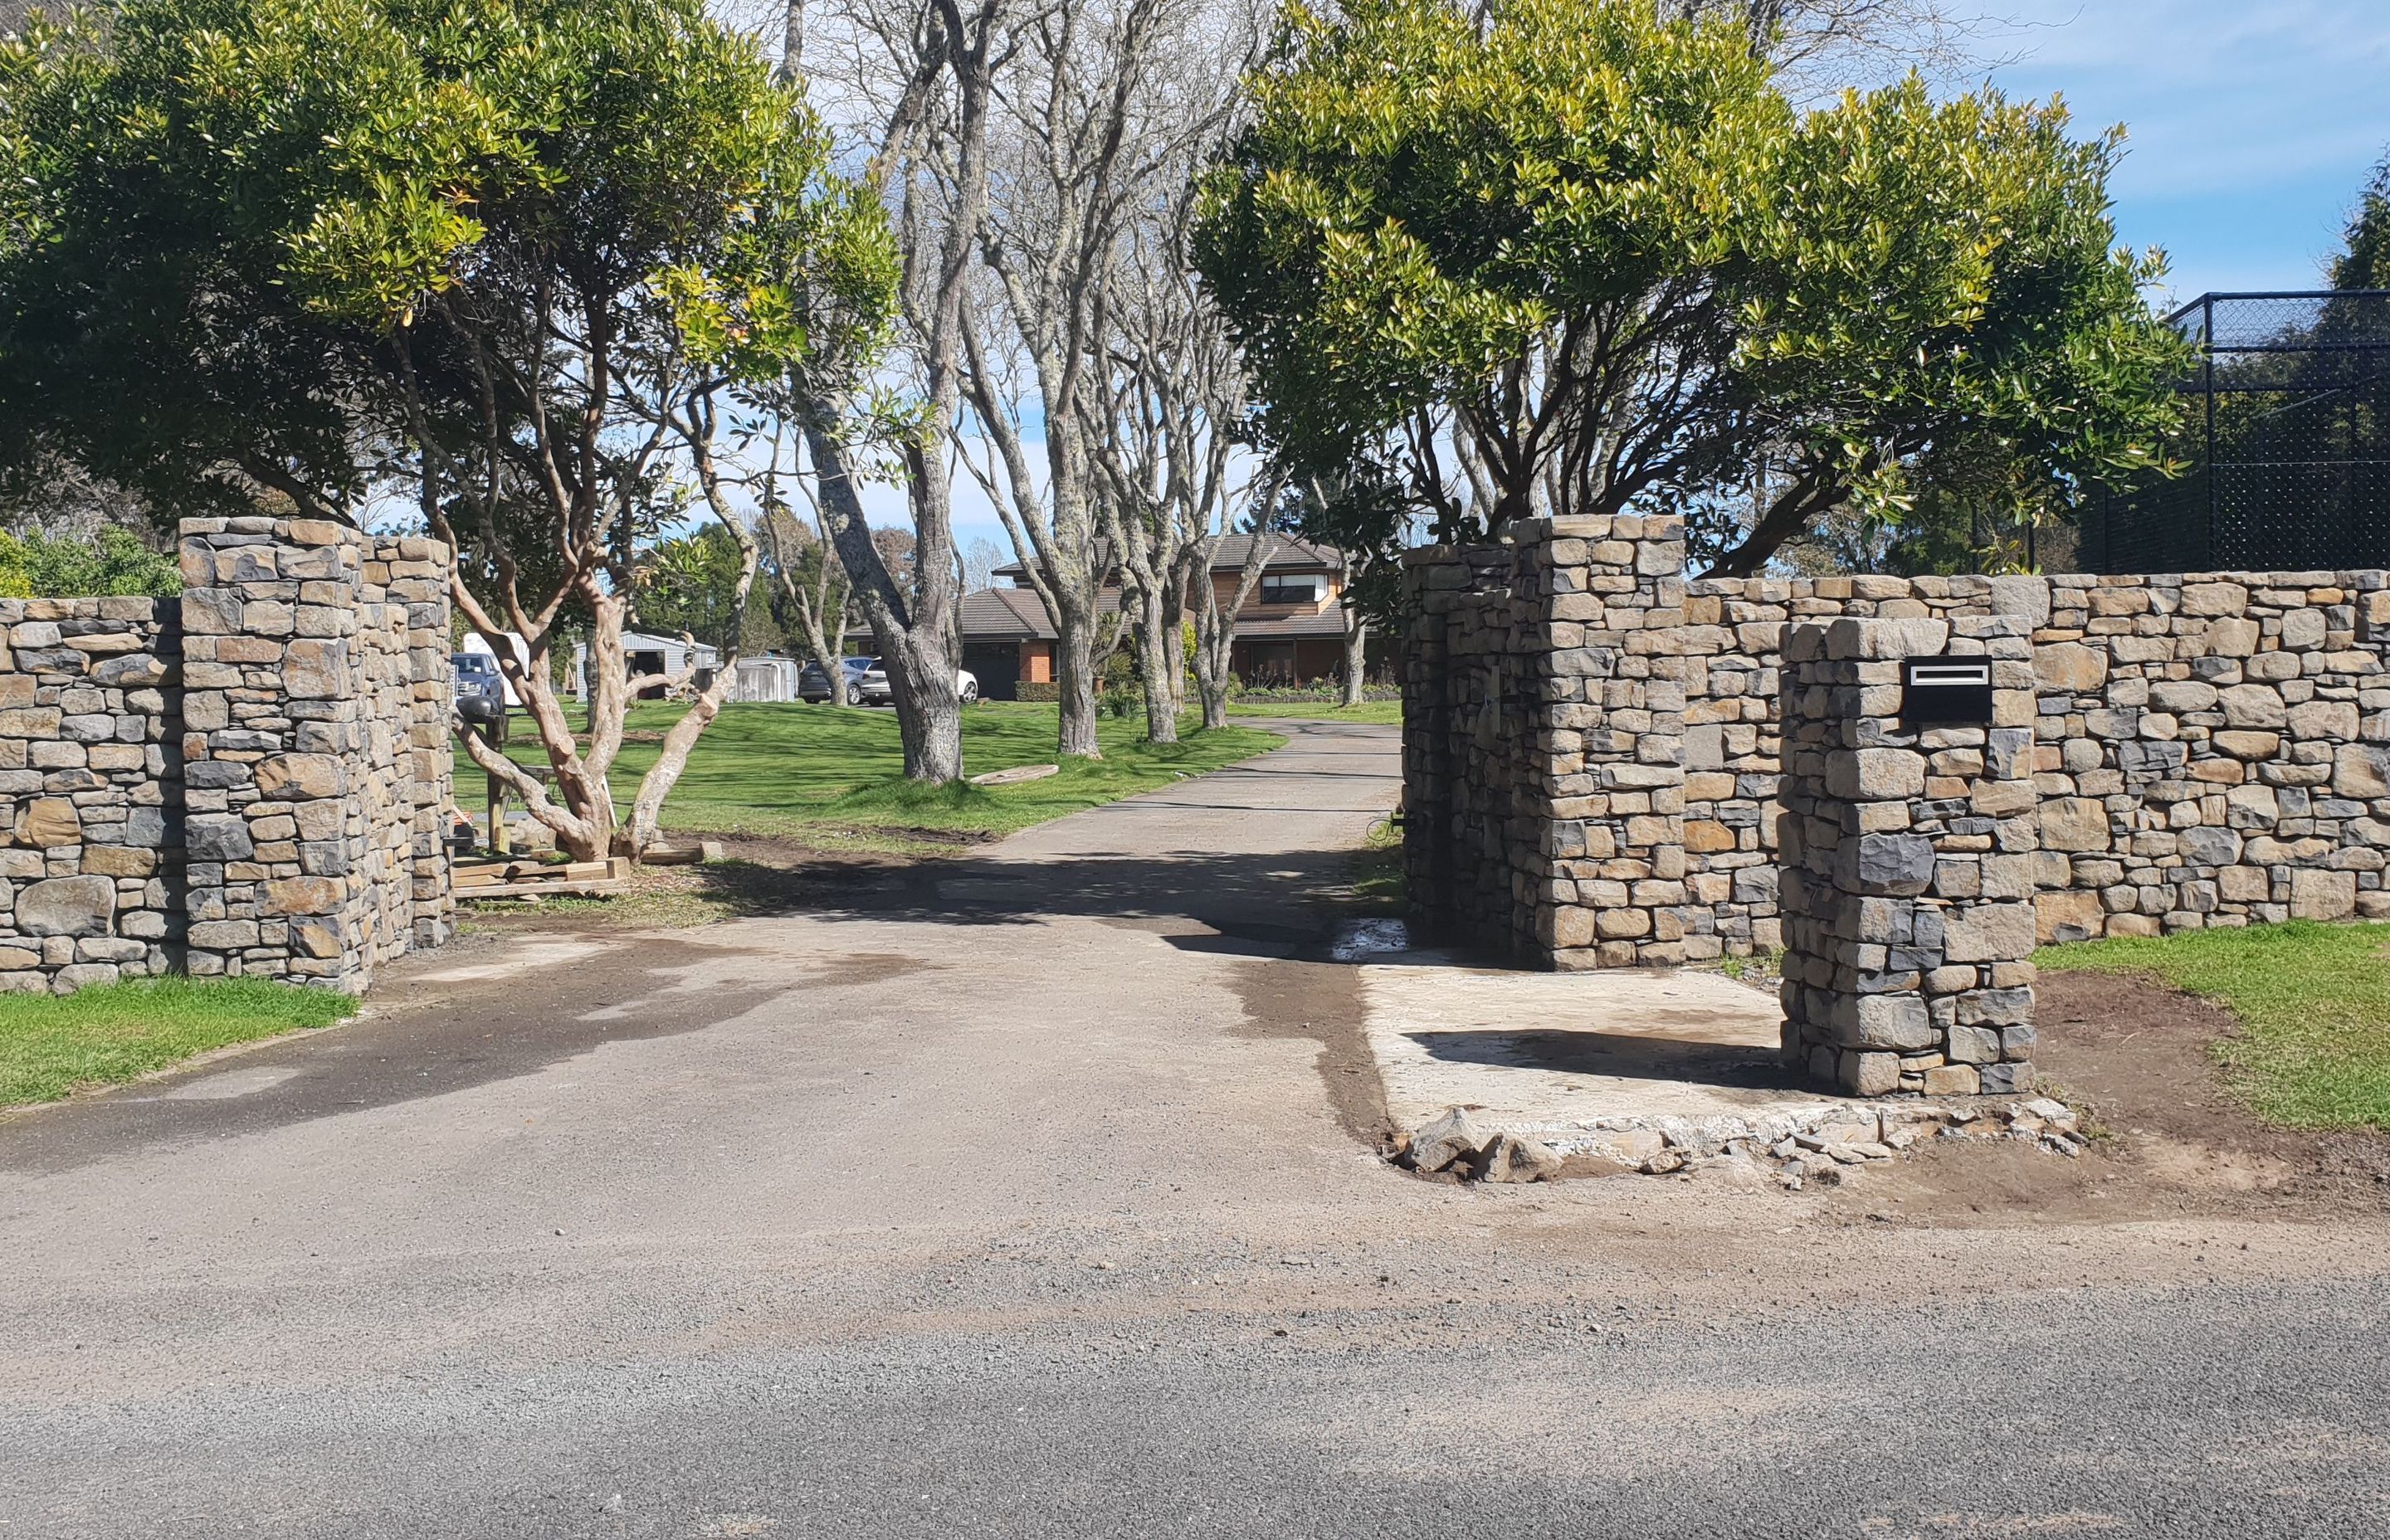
[908,2,2390,558]
[1986,0,2390,305]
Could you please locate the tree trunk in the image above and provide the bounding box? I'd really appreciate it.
[1340,612,1368,708]
[1137,579,1178,743]
[1054,603,1103,759]
[803,416,963,780]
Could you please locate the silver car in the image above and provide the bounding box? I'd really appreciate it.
[855,658,978,706]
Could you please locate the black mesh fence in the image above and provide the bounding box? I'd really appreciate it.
[2081,291,2390,574]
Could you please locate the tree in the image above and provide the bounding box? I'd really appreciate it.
[2333,150,2390,290]
[0,0,897,856]
[642,522,787,657]
[1192,0,2188,580]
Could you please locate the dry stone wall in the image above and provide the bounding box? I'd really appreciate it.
[0,517,451,996]
[0,597,179,992]
[1402,525,2390,1094]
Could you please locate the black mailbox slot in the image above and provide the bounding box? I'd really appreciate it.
[1900,657,1994,726]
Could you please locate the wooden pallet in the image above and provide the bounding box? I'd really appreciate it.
[454,855,633,900]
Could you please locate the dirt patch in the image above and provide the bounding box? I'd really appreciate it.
[1859,970,2390,1226]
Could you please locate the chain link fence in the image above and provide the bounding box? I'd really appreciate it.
[2081,290,2390,573]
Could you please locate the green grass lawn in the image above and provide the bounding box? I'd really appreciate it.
[455,700,1283,844]
[1227,699,1402,725]
[0,978,357,1109]
[2040,920,2390,1130]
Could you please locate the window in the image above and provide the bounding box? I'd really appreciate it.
[1259,575,1319,606]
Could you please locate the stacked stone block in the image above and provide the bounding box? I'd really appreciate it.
[0,598,178,992]
[1778,616,2040,1097]
[178,517,451,992]
[1401,514,1690,968]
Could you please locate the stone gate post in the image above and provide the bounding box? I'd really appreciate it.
[178,516,432,992]
[1778,615,2040,1095]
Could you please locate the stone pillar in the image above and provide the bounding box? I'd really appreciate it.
[371,537,455,951]
[1778,615,2040,1096]
[1398,514,1689,968]
[179,517,382,991]
[1542,513,1689,968]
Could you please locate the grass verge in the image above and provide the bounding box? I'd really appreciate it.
[0,978,357,1109]
[2038,919,2390,1130]
[454,700,1282,850]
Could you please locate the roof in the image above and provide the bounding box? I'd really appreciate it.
[958,586,1122,642]
[991,534,1343,583]
[958,582,1342,643]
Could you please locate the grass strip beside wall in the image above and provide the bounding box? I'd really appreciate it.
[0,978,357,1109]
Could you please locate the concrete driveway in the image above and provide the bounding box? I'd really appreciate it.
[5,718,2390,1538]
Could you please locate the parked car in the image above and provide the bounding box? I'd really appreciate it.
[798,655,876,704]
[452,651,506,725]
[854,658,979,708]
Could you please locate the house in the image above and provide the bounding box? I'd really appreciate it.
[572,631,721,700]
[960,536,1365,700]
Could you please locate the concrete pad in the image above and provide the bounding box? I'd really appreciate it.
[1359,960,1870,1144]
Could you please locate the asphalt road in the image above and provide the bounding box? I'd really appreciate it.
[4,719,2389,1538]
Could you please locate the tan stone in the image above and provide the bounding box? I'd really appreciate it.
[263,875,345,916]
[2035,641,2108,693]
[290,921,345,959]
[2290,869,2357,922]
[2182,582,2249,616]
[2188,758,2245,785]
[2040,797,2110,852]
[2204,618,2261,657]
[2219,865,2271,902]
[2218,684,2286,729]
[254,753,346,800]
[1682,820,1736,854]
[1944,903,2036,963]
[2212,731,2280,761]
[15,797,80,847]
[81,846,156,877]
[1969,779,2039,816]
[2287,699,2359,740]
[2334,744,2390,800]
[2036,889,2105,943]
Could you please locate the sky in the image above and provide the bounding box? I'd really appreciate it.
[1983,0,2390,306]
[929,4,2390,558]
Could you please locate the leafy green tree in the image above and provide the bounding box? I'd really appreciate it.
[2333,152,2390,290]
[641,522,785,657]
[0,0,896,856]
[1193,0,2188,578]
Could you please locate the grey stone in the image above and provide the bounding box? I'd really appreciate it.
[1407,1107,1488,1174]
[15,876,115,938]
[1852,833,1936,894]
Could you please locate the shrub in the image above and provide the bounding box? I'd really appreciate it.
[1016,681,1062,702]
[0,529,178,598]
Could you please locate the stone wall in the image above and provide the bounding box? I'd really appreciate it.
[181,518,454,991]
[1402,514,1691,969]
[1778,616,2040,1097]
[0,517,451,995]
[0,598,179,992]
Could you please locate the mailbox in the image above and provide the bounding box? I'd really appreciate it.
[1900,656,1994,726]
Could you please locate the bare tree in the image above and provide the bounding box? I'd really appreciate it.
[784,0,1010,782]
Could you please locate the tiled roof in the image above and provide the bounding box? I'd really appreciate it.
[958,583,1343,642]
[993,534,1343,582]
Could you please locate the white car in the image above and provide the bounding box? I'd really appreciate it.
[854,658,978,707]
